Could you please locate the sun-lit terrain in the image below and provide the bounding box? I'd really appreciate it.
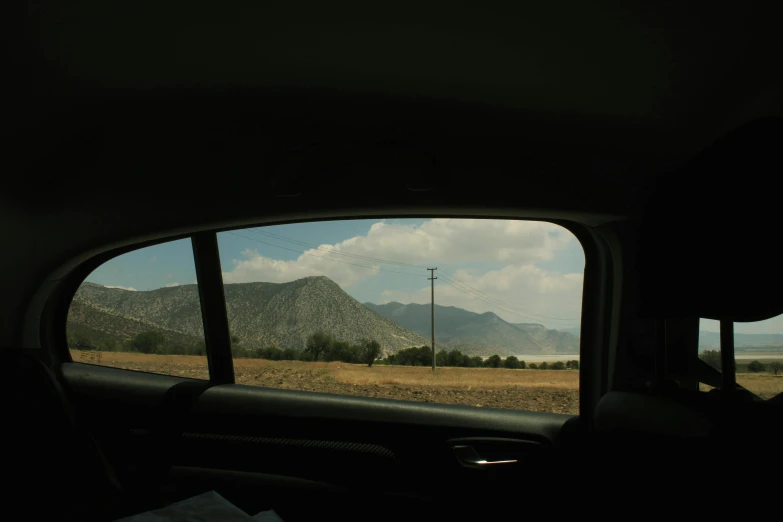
[74,350,782,413]
[72,351,579,414]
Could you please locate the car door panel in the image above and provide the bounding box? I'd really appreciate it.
[60,362,576,518]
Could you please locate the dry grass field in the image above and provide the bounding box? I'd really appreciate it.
[73,350,579,413]
[70,350,783,414]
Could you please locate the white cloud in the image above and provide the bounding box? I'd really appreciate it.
[164,282,182,288]
[105,285,137,292]
[222,219,575,287]
[380,265,583,328]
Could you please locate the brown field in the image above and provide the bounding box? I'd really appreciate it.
[736,373,783,398]
[72,350,579,414]
[70,350,783,414]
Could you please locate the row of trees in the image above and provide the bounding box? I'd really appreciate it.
[699,350,782,375]
[379,346,579,370]
[71,330,581,370]
[230,332,383,367]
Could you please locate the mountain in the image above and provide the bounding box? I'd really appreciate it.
[67,296,204,348]
[698,330,783,352]
[364,302,579,356]
[557,326,582,338]
[68,277,428,353]
[512,324,581,354]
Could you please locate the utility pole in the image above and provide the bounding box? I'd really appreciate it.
[428,267,437,372]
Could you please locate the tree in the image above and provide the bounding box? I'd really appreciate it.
[519,360,526,369]
[131,331,166,354]
[748,360,766,373]
[324,340,349,362]
[699,349,722,371]
[770,361,782,376]
[529,363,538,369]
[394,346,432,367]
[72,333,96,351]
[468,356,484,368]
[305,332,332,362]
[504,356,522,369]
[484,354,502,368]
[540,361,550,370]
[360,339,382,367]
[281,348,297,361]
[448,350,466,367]
[570,360,580,370]
[551,361,566,370]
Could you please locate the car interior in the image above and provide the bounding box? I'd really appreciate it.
[5,2,783,521]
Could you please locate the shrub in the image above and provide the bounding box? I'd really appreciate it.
[360,339,382,367]
[130,331,166,354]
[748,360,766,373]
[484,354,502,368]
[305,332,332,361]
[504,356,522,369]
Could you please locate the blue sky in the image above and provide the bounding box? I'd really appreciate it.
[88,218,585,330]
[85,218,783,334]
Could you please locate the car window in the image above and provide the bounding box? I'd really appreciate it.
[699,317,783,398]
[66,239,209,379]
[216,218,584,414]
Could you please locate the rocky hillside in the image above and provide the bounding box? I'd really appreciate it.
[68,277,428,353]
[365,302,579,356]
[68,296,204,348]
[512,323,580,354]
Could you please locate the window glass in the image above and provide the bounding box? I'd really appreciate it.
[699,318,783,399]
[217,219,584,414]
[66,239,208,379]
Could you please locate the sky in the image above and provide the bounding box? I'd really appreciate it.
[85,218,783,334]
[87,218,585,330]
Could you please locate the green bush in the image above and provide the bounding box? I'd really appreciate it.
[281,348,297,361]
[748,360,766,373]
[305,332,332,361]
[360,339,382,367]
[551,361,566,370]
[504,356,522,369]
[484,354,502,368]
[130,331,166,354]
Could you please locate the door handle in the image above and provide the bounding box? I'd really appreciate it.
[451,444,518,467]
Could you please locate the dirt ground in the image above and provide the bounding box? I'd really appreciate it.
[73,350,783,413]
[72,350,579,414]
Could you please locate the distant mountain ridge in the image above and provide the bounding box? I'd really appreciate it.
[364,302,579,356]
[69,277,428,353]
[698,330,783,351]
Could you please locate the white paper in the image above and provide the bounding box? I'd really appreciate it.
[251,510,285,522]
[114,490,254,522]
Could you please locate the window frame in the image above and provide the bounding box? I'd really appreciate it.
[49,217,613,418]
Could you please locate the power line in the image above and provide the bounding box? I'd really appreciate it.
[226,232,425,277]
[246,229,430,269]
[439,277,579,325]
[439,270,579,322]
[428,267,437,372]
[233,228,579,323]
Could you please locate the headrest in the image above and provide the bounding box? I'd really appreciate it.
[638,118,783,321]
